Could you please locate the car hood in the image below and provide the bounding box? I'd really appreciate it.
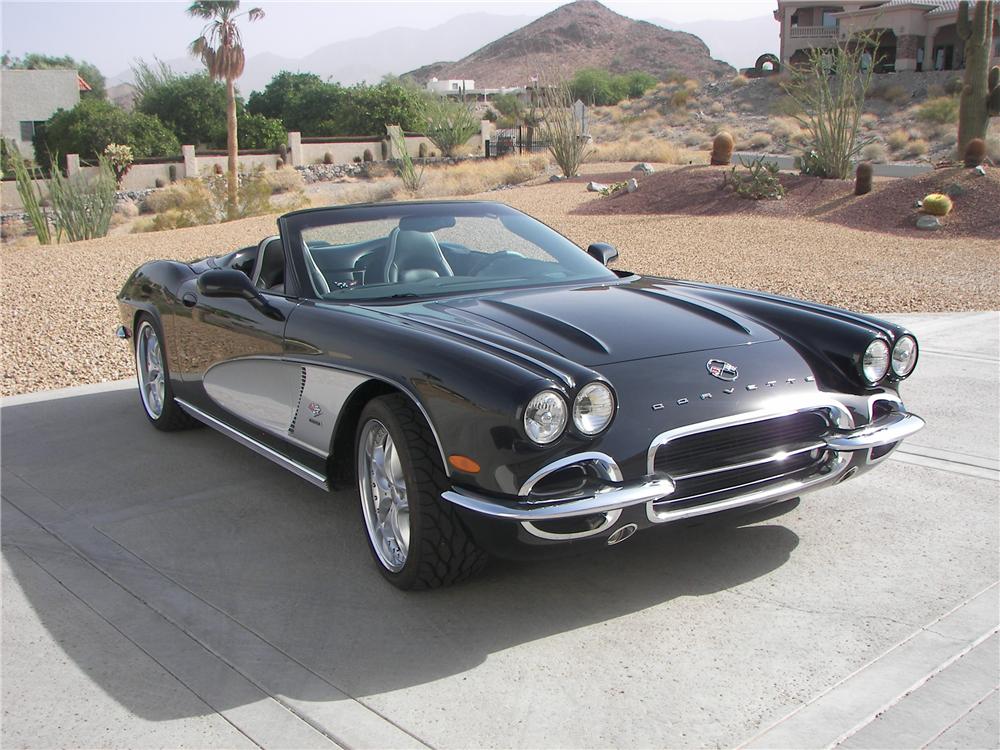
[393,279,780,367]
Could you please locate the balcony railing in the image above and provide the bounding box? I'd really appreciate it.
[789,25,839,38]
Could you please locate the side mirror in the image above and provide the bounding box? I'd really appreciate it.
[197,269,284,321]
[586,242,619,266]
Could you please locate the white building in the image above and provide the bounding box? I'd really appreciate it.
[426,78,475,94]
[1,69,83,160]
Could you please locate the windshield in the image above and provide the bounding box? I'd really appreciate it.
[282,202,617,301]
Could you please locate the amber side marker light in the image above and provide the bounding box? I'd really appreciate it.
[448,455,481,473]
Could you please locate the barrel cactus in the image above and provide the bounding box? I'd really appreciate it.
[922,193,953,216]
[855,162,873,195]
[711,132,735,165]
[363,149,374,162]
[418,142,428,158]
[168,164,178,183]
[964,138,987,167]
[323,152,333,165]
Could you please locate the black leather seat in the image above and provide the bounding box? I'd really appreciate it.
[386,230,454,284]
[254,238,284,293]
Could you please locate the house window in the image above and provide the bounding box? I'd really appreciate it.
[822,11,838,28]
[19,121,36,141]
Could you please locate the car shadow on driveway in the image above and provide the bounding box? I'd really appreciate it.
[2,387,801,722]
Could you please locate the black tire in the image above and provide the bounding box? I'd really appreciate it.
[133,313,199,432]
[355,394,488,589]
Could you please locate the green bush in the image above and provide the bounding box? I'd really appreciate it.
[725,156,786,200]
[569,68,657,106]
[238,112,286,150]
[917,96,959,125]
[34,99,179,170]
[423,97,479,157]
[137,74,228,147]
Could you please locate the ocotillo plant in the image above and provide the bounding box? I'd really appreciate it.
[956,0,998,155]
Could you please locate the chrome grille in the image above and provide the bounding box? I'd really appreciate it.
[652,410,832,508]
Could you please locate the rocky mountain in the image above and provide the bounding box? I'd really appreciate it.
[406,0,733,88]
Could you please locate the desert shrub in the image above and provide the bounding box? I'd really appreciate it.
[922,193,952,215]
[669,89,691,109]
[569,68,657,106]
[769,117,800,140]
[724,156,786,200]
[887,129,910,151]
[683,131,706,147]
[423,96,479,157]
[861,142,887,162]
[906,139,929,157]
[859,113,879,128]
[709,101,724,115]
[420,155,547,196]
[917,96,959,125]
[943,76,964,96]
[771,96,803,117]
[263,167,305,194]
[730,74,750,88]
[141,179,216,220]
[750,132,772,149]
[870,83,909,105]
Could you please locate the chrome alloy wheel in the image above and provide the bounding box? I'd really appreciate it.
[136,321,165,419]
[358,418,411,572]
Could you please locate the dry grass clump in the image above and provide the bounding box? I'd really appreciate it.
[263,168,305,194]
[709,101,724,115]
[749,132,773,149]
[861,142,888,162]
[589,138,698,164]
[887,129,910,152]
[905,139,929,158]
[730,74,750,88]
[421,154,548,196]
[870,83,910,105]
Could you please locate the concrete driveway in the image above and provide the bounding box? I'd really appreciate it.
[2,312,997,749]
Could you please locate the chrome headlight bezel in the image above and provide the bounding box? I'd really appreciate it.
[523,389,568,445]
[572,381,616,436]
[861,338,891,385]
[890,334,918,378]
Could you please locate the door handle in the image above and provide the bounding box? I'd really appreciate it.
[182,292,198,307]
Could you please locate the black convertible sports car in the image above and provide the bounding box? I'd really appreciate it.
[117,200,924,589]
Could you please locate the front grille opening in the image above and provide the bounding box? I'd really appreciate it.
[530,513,610,535]
[654,410,832,510]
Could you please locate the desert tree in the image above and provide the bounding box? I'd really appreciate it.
[782,32,881,179]
[187,0,264,219]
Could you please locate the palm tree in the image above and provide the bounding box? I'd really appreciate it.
[187,0,264,219]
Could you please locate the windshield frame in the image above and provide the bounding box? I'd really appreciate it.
[277,200,618,303]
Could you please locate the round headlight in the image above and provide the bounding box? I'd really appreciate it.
[862,339,890,384]
[523,390,567,444]
[573,382,616,435]
[891,335,918,378]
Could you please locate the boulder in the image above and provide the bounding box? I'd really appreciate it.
[587,182,608,192]
[632,162,655,174]
[626,178,639,193]
[916,215,942,231]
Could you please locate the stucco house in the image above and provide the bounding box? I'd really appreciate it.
[775,0,1000,72]
[1,68,83,160]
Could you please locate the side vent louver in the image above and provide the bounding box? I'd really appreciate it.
[288,366,307,433]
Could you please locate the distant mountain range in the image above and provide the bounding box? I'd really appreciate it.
[111,2,776,93]
[111,12,535,92]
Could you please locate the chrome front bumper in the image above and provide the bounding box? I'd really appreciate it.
[441,407,924,534]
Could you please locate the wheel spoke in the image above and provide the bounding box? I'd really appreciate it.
[358,419,411,573]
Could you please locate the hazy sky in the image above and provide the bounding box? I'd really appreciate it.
[1,0,776,78]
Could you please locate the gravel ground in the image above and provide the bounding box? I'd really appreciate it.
[2,162,997,397]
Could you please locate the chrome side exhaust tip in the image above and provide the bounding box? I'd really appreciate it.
[607,523,638,546]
